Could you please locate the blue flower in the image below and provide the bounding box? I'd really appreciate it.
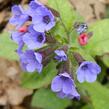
[51,72,80,99]
[19,50,43,73]
[11,31,25,54]
[26,0,43,16]
[22,25,46,50]
[9,5,29,29]
[54,50,67,62]
[77,61,101,83]
[31,6,55,32]
[11,31,24,44]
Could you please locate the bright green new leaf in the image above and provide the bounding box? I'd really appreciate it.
[21,61,57,89]
[0,32,18,60]
[31,88,71,109]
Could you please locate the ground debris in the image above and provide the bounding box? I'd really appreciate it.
[70,0,106,24]
[99,0,109,4]
[0,58,33,106]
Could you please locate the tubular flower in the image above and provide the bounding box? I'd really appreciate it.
[54,50,67,62]
[77,61,101,83]
[9,5,29,29]
[23,25,46,49]
[51,72,80,99]
[31,6,55,32]
[19,50,43,73]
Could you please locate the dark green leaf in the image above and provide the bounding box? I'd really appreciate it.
[97,62,107,82]
[21,61,57,89]
[82,104,93,109]
[31,88,71,109]
[101,54,109,67]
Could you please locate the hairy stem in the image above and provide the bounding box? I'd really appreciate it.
[73,52,85,65]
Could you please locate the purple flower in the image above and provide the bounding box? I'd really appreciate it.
[11,31,25,53]
[31,6,55,32]
[22,25,46,49]
[19,50,43,73]
[9,5,29,29]
[54,50,67,62]
[27,0,43,16]
[77,61,101,83]
[51,72,80,99]
[11,31,23,44]
[29,0,42,9]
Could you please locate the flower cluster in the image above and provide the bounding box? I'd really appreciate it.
[10,0,56,73]
[51,53,101,99]
[9,0,101,100]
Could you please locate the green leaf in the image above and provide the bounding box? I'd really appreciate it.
[69,47,95,62]
[82,82,109,109]
[84,19,109,56]
[48,0,83,39]
[51,21,67,39]
[48,0,83,31]
[101,54,109,67]
[21,61,57,89]
[82,104,93,109]
[0,32,18,60]
[31,88,71,109]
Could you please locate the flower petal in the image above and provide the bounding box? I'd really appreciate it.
[23,33,39,49]
[62,79,73,94]
[57,91,66,99]
[85,70,97,83]
[90,62,101,74]
[35,63,43,73]
[51,76,62,92]
[12,5,22,15]
[77,70,85,83]
[60,72,71,78]
[34,53,42,64]
[26,63,36,72]
[11,32,23,44]
[33,23,46,32]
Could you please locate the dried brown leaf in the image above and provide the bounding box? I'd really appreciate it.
[6,84,32,105]
[99,0,109,4]
[70,0,106,24]
[0,58,33,106]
